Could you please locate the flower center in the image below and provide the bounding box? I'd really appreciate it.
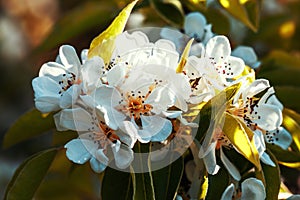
[228,97,262,130]
[58,72,81,95]
[265,129,280,145]
[98,121,120,143]
[127,95,153,120]
[209,56,234,76]
[214,127,232,149]
[117,85,155,121]
[87,118,120,149]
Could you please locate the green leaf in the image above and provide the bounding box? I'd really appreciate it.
[262,150,280,200]
[35,149,100,199]
[88,0,138,63]
[223,113,261,170]
[218,0,260,32]
[204,9,231,35]
[102,167,133,200]
[36,1,116,52]
[267,144,300,163]
[222,147,254,175]
[52,130,78,146]
[195,83,241,142]
[259,50,300,73]
[180,0,206,12]
[4,148,58,200]
[150,0,184,27]
[3,108,55,149]
[132,142,155,200]
[259,69,300,88]
[274,86,300,113]
[151,154,184,200]
[205,166,230,200]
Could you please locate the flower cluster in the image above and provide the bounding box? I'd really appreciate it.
[32,11,293,200]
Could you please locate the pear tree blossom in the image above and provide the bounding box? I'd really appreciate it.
[221,178,266,200]
[161,12,214,57]
[8,1,300,199]
[229,79,292,149]
[32,45,105,113]
[54,106,134,172]
[198,127,242,181]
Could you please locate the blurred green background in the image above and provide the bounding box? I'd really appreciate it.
[0,0,300,198]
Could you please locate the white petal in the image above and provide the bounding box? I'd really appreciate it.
[171,73,192,100]
[90,156,107,173]
[205,35,231,59]
[39,62,68,77]
[59,84,81,109]
[242,79,270,100]
[146,86,175,114]
[232,46,259,68]
[221,184,235,200]
[259,87,283,111]
[155,39,177,52]
[160,27,182,41]
[189,77,215,104]
[79,94,97,108]
[202,24,214,44]
[64,139,93,164]
[114,31,149,56]
[32,76,61,98]
[56,107,96,131]
[97,105,125,130]
[265,127,292,149]
[118,121,138,148]
[252,104,282,131]
[81,56,104,92]
[260,152,276,167]
[175,195,183,200]
[94,148,109,166]
[225,56,245,78]
[253,130,266,157]
[93,85,121,108]
[80,49,88,64]
[162,110,182,119]
[34,96,60,113]
[178,115,199,128]
[140,115,172,142]
[32,77,61,112]
[53,111,68,131]
[111,141,134,169]
[265,92,284,111]
[106,63,126,86]
[92,85,125,129]
[220,148,241,181]
[241,178,266,200]
[253,130,275,166]
[200,141,220,175]
[190,43,205,57]
[184,12,206,40]
[59,45,81,74]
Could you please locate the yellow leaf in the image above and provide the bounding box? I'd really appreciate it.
[176,38,194,73]
[279,161,300,169]
[218,0,259,32]
[223,113,261,170]
[282,108,300,152]
[88,0,138,63]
